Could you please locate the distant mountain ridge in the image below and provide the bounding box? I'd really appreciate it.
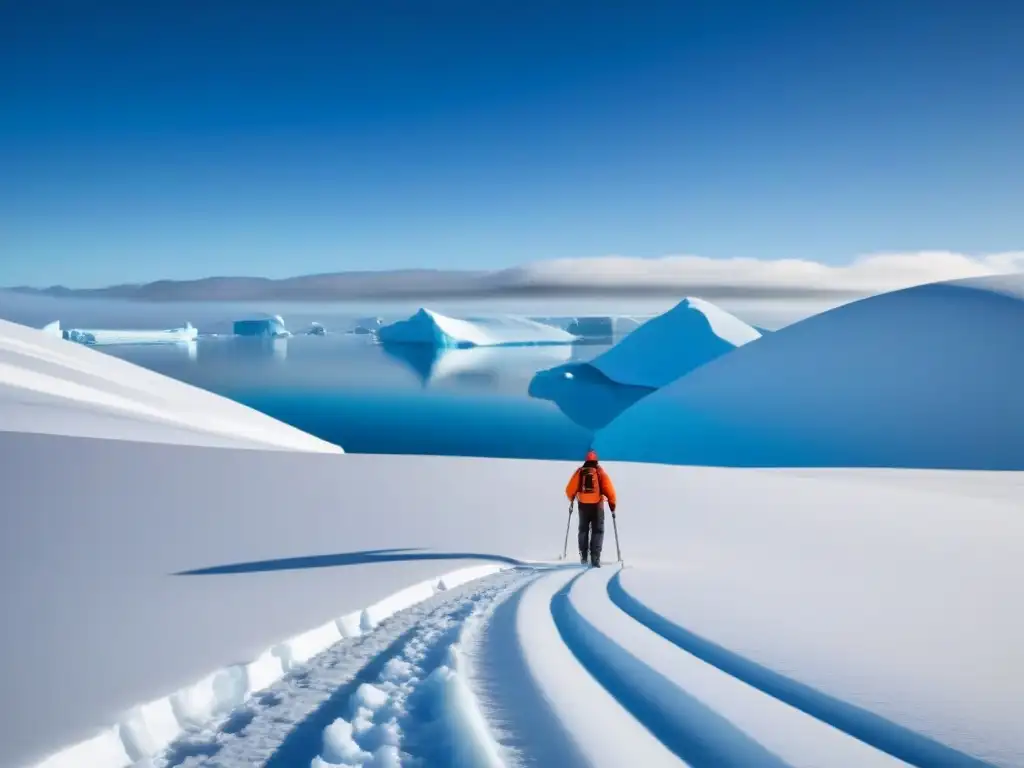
[8,266,868,302]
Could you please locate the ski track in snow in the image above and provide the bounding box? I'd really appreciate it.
[151,564,995,768]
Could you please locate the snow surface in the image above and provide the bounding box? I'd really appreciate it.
[0,318,341,451]
[595,274,1024,468]
[234,315,290,337]
[5,433,1022,767]
[585,297,761,389]
[377,308,576,348]
[62,322,198,346]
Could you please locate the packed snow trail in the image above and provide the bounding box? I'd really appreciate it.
[155,567,537,768]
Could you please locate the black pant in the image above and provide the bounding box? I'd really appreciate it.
[578,502,605,562]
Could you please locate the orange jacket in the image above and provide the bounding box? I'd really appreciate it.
[565,464,617,507]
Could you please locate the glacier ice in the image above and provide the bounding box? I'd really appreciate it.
[233,315,290,337]
[595,274,1024,469]
[377,308,576,348]
[41,320,62,337]
[587,297,761,389]
[61,322,198,346]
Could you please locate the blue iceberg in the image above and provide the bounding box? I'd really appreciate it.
[377,308,576,348]
[234,315,290,338]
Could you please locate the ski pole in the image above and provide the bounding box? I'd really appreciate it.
[611,510,623,563]
[561,499,574,560]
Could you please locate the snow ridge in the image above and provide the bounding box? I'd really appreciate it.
[32,565,510,768]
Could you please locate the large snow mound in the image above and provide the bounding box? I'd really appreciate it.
[62,322,198,346]
[587,297,761,389]
[596,274,1024,468]
[0,318,341,452]
[377,308,576,348]
[234,315,290,337]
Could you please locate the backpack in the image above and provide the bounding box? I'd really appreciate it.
[578,466,601,501]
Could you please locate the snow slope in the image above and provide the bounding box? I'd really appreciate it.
[586,297,761,389]
[596,274,1024,468]
[6,433,1021,767]
[377,308,576,348]
[0,318,340,451]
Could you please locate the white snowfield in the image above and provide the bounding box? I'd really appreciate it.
[587,297,762,389]
[0,318,341,451]
[597,273,1024,468]
[60,322,198,346]
[377,308,576,348]
[4,432,1022,767]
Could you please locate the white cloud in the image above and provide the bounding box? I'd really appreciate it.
[492,251,1024,295]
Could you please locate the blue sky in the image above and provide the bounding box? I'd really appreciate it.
[2,0,1022,288]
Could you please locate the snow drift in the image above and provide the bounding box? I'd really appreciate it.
[377,308,576,348]
[234,315,290,337]
[61,322,198,346]
[0,318,340,451]
[587,297,761,389]
[6,441,1022,767]
[596,274,1024,469]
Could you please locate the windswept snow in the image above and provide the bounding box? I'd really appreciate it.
[5,431,1022,767]
[62,322,198,346]
[377,308,576,348]
[0,318,341,451]
[586,297,761,389]
[234,315,290,337]
[596,274,1024,468]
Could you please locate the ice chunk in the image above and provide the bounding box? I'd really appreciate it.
[233,314,290,337]
[587,297,760,389]
[307,322,327,336]
[595,274,1024,469]
[61,322,198,346]
[377,308,576,348]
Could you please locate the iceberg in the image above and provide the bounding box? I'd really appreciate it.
[61,322,198,346]
[233,315,290,338]
[307,322,327,336]
[595,274,1024,469]
[383,342,572,388]
[583,297,761,389]
[377,308,576,348]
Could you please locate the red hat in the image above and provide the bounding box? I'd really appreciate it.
[585,450,598,461]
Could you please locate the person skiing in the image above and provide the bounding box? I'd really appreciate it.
[565,449,617,567]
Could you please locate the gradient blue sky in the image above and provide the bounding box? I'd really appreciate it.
[2,0,1022,287]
